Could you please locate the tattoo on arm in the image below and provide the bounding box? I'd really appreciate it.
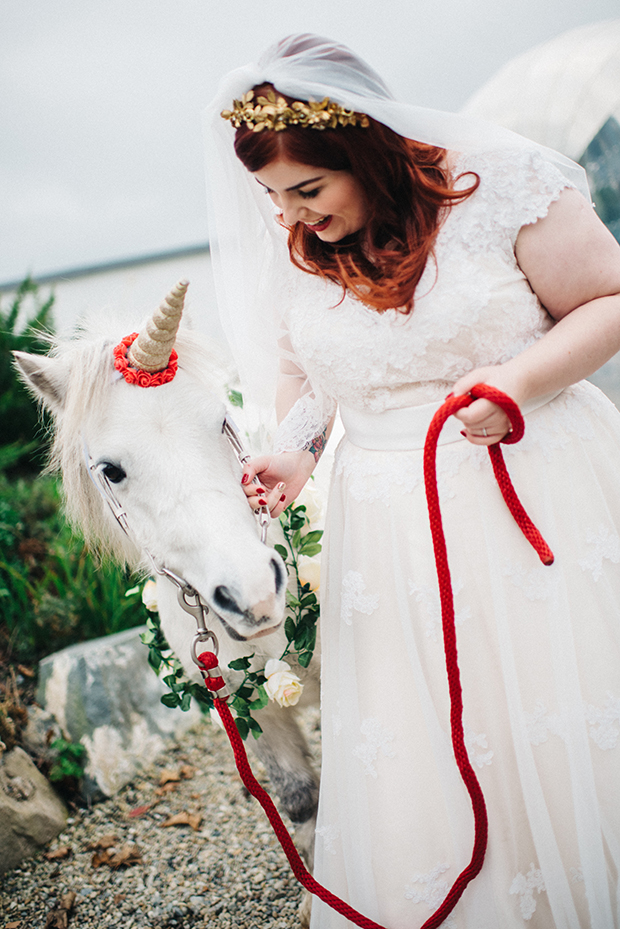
[304,429,327,464]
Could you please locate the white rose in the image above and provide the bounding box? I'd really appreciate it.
[294,482,324,526]
[142,578,159,612]
[264,659,304,707]
[297,554,321,592]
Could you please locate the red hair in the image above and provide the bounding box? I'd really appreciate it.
[234,85,479,313]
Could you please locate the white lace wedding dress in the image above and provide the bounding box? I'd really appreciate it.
[278,149,620,929]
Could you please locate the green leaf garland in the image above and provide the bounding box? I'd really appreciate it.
[140,501,321,739]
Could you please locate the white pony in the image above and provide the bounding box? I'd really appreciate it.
[14,281,320,889]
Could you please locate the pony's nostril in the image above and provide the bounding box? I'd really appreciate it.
[271,557,285,595]
[213,585,242,614]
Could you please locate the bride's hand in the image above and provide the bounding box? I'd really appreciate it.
[450,365,525,445]
[240,451,316,518]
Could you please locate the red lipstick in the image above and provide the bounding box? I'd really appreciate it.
[306,215,332,232]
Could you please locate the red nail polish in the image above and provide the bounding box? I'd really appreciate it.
[460,430,467,437]
[241,474,249,484]
[256,488,265,495]
[258,498,267,506]
[280,494,286,502]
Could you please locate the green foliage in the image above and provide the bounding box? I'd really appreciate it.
[276,502,321,669]
[227,388,244,409]
[141,500,322,740]
[226,655,269,739]
[0,277,55,474]
[140,613,214,714]
[48,737,87,782]
[0,472,148,664]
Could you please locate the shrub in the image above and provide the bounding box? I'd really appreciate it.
[0,471,148,665]
[0,277,55,474]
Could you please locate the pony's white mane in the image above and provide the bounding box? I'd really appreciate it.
[46,318,234,567]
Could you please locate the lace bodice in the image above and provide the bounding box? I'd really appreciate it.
[274,149,572,452]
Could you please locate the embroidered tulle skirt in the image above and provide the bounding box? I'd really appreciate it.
[310,381,620,929]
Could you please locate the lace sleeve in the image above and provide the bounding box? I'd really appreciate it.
[273,391,337,454]
[455,149,577,253]
[272,324,336,454]
[503,149,577,245]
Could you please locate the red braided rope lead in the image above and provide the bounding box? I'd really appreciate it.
[467,385,553,565]
[420,384,555,922]
[211,690,389,929]
[198,383,554,929]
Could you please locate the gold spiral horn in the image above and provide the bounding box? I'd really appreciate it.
[127,279,189,372]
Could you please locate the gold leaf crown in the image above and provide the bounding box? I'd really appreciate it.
[221,90,370,133]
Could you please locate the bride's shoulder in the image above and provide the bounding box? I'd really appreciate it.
[448,148,574,245]
[452,148,570,196]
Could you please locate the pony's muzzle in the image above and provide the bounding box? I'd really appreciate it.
[210,555,286,639]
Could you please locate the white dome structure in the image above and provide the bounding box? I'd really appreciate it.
[463,19,620,161]
[463,19,620,249]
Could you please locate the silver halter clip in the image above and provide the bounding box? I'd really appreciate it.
[173,581,220,665]
[222,415,271,544]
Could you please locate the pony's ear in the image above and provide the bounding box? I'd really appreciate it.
[12,351,68,413]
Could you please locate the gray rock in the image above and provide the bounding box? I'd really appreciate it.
[0,746,67,874]
[21,705,63,763]
[37,626,201,800]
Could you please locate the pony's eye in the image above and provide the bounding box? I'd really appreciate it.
[102,463,126,484]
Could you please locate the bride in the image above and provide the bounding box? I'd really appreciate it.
[204,34,620,928]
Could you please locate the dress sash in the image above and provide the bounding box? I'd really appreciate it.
[339,390,563,451]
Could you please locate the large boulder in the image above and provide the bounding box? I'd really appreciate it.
[37,626,202,800]
[0,746,67,874]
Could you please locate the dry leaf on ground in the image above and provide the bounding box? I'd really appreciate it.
[91,843,142,870]
[44,890,76,928]
[87,834,118,850]
[188,812,202,831]
[160,810,203,831]
[154,782,177,796]
[127,803,155,818]
[158,768,181,786]
[44,846,72,861]
[157,763,196,786]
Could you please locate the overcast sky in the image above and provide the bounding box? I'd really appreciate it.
[1,0,618,284]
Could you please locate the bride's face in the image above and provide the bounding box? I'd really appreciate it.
[252,157,369,242]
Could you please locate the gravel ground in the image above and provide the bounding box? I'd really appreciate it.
[0,709,321,929]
